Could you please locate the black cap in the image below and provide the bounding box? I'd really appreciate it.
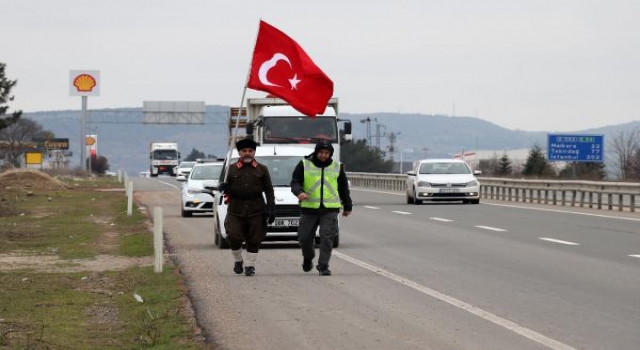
[314,140,334,157]
[235,138,258,151]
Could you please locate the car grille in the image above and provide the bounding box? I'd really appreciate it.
[431,183,467,188]
[432,193,472,197]
[275,205,300,217]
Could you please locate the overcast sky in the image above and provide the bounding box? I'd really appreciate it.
[3,0,639,132]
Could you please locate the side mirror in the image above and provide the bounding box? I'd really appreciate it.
[246,122,254,135]
[473,170,482,176]
[407,171,416,176]
[344,121,352,135]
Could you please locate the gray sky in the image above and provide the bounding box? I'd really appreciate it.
[3,0,639,131]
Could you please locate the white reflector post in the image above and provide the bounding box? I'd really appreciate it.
[154,207,163,273]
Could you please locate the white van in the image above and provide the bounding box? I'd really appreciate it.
[213,145,338,249]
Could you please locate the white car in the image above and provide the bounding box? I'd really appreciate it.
[213,146,336,249]
[405,159,481,204]
[176,161,196,177]
[178,161,223,217]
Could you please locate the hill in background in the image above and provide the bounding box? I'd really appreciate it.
[24,106,639,175]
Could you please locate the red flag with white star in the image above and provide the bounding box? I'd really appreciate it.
[247,20,334,117]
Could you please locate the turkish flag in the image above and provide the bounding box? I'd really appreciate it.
[247,20,334,117]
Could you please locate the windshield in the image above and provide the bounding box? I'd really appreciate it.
[152,150,178,160]
[263,117,338,144]
[190,164,223,180]
[225,156,303,186]
[179,162,196,168]
[419,162,471,175]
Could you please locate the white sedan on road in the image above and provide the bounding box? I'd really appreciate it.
[405,159,481,204]
[178,161,223,217]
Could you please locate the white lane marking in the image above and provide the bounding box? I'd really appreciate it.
[430,217,454,222]
[351,188,640,222]
[392,211,412,215]
[475,225,507,232]
[538,237,580,246]
[480,203,640,222]
[363,206,380,210]
[158,180,180,190]
[628,255,640,259]
[334,250,577,350]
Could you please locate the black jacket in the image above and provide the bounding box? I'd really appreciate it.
[290,154,353,213]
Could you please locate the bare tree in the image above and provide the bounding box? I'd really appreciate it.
[608,127,640,180]
[0,118,51,166]
[629,148,640,181]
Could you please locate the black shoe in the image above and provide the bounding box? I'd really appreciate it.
[234,261,243,274]
[244,266,255,276]
[317,264,331,276]
[302,258,313,272]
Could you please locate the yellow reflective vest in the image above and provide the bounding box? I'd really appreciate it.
[300,159,342,209]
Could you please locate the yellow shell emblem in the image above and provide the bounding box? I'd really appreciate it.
[73,74,97,92]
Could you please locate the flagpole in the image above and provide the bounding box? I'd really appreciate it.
[222,20,262,183]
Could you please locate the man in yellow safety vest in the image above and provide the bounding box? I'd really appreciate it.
[290,140,353,276]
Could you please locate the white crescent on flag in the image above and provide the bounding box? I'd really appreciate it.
[258,53,292,88]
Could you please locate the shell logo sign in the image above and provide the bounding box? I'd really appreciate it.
[69,70,100,96]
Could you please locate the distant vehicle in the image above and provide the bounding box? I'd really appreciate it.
[178,160,223,217]
[149,142,180,177]
[405,159,481,204]
[104,171,117,177]
[139,170,150,178]
[176,161,196,177]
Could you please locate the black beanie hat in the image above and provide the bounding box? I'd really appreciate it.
[314,140,334,157]
[235,138,258,151]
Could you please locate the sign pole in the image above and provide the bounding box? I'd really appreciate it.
[81,96,87,171]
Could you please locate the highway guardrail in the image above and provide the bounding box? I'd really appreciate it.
[347,172,640,212]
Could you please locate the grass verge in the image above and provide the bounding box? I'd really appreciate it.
[0,174,203,349]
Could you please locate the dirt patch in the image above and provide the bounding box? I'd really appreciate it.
[0,168,69,190]
[0,253,155,272]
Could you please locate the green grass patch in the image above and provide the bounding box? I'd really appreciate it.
[0,266,200,349]
[0,174,203,349]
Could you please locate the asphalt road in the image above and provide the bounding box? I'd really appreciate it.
[132,177,640,350]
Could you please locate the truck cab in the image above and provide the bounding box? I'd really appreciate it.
[149,142,180,177]
[231,97,352,162]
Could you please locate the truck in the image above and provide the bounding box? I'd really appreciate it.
[229,97,352,161]
[149,142,180,177]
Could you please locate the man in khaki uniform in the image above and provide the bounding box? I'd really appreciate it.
[219,139,275,276]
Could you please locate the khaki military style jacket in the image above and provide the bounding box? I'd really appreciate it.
[226,160,275,217]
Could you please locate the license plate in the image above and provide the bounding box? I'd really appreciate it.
[270,219,300,227]
[439,188,460,193]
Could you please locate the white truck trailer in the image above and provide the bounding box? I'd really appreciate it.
[149,142,180,177]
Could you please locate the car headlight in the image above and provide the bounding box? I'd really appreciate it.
[466,180,479,187]
[417,181,432,187]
